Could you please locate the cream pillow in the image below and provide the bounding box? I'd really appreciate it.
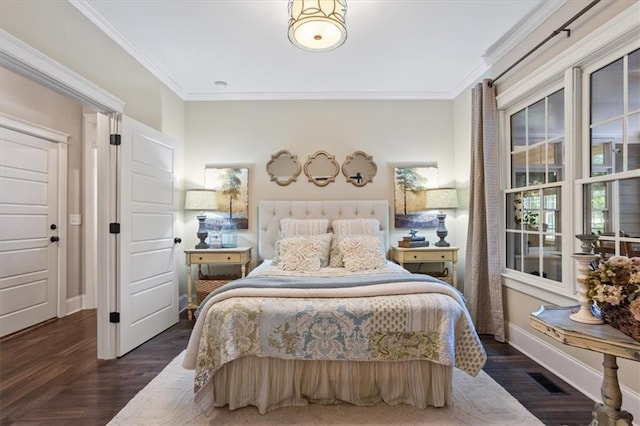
[277,237,323,272]
[272,233,332,267]
[329,231,385,268]
[331,218,380,235]
[280,218,329,237]
[339,235,387,272]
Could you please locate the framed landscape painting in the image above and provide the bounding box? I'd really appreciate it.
[393,164,439,229]
[204,166,249,230]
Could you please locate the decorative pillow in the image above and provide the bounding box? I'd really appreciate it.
[329,231,385,268]
[280,218,329,237]
[339,235,387,272]
[272,233,332,267]
[276,237,323,272]
[331,218,380,235]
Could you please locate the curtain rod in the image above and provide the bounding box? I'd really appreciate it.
[488,0,601,87]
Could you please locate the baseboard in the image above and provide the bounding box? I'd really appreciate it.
[65,295,83,315]
[179,294,188,313]
[507,321,640,424]
[81,294,96,310]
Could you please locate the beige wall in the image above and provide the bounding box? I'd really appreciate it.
[184,100,458,256]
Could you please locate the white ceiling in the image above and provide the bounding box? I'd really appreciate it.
[70,0,562,101]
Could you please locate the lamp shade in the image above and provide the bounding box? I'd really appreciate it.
[288,0,347,52]
[425,188,459,210]
[184,189,217,211]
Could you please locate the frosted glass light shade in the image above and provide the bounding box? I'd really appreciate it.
[425,188,459,210]
[288,0,347,52]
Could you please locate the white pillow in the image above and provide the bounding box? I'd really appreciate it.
[280,218,329,237]
[339,235,387,272]
[272,233,332,267]
[276,237,323,272]
[329,231,385,268]
[331,218,380,235]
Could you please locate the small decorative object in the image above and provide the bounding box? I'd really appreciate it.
[585,255,640,341]
[341,151,377,187]
[398,229,429,248]
[570,253,604,324]
[575,233,599,254]
[184,189,217,249]
[220,219,238,248]
[425,188,459,247]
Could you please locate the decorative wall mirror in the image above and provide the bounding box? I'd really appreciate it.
[342,151,377,187]
[266,150,301,186]
[303,151,340,187]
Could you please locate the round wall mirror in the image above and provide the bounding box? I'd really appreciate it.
[342,151,377,187]
[303,151,340,187]
[266,150,301,186]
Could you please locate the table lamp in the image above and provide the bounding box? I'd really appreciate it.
[184,189,217,249]
[425,188,459,247]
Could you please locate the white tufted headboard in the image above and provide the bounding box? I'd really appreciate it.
[258,200,389,260]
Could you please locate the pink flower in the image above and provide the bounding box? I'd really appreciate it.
[607,256,630,268]
[629,298,640,322]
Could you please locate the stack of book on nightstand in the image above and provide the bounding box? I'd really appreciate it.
[398,236,430,248]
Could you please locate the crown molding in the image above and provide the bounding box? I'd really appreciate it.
[184,90,454,102]
[450,61,491,98]
[483,0,567,66]
[69,0,187,100]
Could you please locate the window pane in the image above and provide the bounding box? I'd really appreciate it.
[619,177,640,238]
[548,89,564,138]
[506,192,519,230]
[541,236,562,283]
[511,109,526,148]
[628,242,640,258]
[512,151,526,188]
[591,57,623,124]
[506,232,521,270]
[542,187,561,233]
[584,181,612,234]
[591,119,623,176]
[528,145,546,185]
[629,112,640,171]
[523,190,540,230]
[629,49,640,112]
[547,140,563,182]
[528,99,546,145]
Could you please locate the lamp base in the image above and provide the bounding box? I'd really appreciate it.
[435,212,450,247]
[195,214,209,249]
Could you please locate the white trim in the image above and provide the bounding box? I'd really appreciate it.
[450,61,491,99]
[184,90,454,101]
[0,113,69,144]
[483,0,567,66]
[503,274,576,306]
[507,321,640,424]
[496,2,640,109]
[66,295,83,315]
[0,29,124,113]
[82,113,98,310]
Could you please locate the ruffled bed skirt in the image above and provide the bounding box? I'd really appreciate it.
[195,356,453,415]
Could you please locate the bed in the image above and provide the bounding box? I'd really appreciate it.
[182,200,486,415]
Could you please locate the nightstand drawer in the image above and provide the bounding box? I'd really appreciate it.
[190,252,241,263]
[403,251,453,262]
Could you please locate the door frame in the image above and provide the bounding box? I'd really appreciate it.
[1,29,125,359]
[0,113,69,322]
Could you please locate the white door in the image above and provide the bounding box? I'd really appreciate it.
[0,127,60,337]
[117,116,180,356]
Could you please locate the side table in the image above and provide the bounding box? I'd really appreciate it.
[184,247,252,320]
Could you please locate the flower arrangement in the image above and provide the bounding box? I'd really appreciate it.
[586,256,640,341]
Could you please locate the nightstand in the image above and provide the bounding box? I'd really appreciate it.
[391,246,459,288]
[184,246,252,320]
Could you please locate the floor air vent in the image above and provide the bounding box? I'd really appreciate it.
[527,372,566,394]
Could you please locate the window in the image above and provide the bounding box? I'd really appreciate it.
[498,11,639,303]
[505,89,564,283]
[583,48,640,258]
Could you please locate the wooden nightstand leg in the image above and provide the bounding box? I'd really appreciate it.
[186,263,193,320]
[241,263,246,278]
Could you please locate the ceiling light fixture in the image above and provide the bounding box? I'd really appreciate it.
[288,0,347,52]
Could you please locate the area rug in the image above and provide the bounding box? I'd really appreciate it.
[108,351,543,425]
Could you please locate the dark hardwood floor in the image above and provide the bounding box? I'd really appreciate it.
[0,310,595,425]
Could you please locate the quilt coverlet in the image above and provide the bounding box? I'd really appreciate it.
[183,274,487,400]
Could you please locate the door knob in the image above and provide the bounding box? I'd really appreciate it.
[50,236,60,242]
[50,224,57,230]
[174,237,182,244]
